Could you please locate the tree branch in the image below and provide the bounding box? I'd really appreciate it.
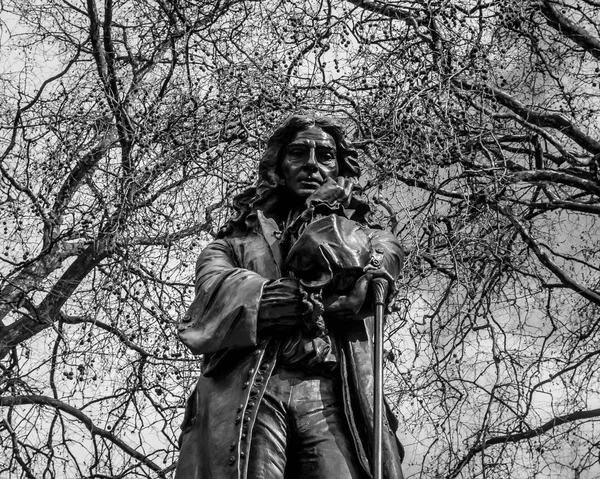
[0,244,109,359]
[60,314,165,359]
[507,169,600,197]
[540,0,600,61]
[453,79,600,155]
[345,0,425,23]
[0,395,168,476]
[447,408,600,479]
[0,47,82,223]
[501,207,600,307]
[48,131,117,243]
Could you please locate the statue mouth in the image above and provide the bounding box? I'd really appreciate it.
[298,178,322,188]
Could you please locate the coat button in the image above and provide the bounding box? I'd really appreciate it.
[248,368,255,375]
[237,404,243,412]
[235,416,241,424]
[230,442,236,451]
[242,381,249,389]
[229,456,235,466]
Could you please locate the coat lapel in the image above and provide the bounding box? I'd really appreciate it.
[256,210,283,276]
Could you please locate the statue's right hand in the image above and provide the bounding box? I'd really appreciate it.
[306,177,353,207]
[323,266,394,320]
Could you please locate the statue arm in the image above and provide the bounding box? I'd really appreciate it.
[178,239,266,355]
[324,228,404,319]
[178,239,305,355]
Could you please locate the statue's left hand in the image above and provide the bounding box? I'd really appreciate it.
[322,266,395,320]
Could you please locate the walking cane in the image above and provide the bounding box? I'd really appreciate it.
[371,278,388,479]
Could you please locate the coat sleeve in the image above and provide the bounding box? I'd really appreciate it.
[178,239,269,355]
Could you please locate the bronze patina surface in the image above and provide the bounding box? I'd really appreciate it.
[176,115,405,479]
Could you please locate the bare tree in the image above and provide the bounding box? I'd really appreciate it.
[1,0,599,478]
[340,1,600,477]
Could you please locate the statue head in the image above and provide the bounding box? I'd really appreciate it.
[256,115,360,199]
[219,115,363,237]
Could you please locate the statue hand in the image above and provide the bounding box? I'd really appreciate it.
[323,266,395,320]
[258,278,306,330]
[306,177,353,207]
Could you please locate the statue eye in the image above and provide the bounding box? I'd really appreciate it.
[287,147,305,156]
[318,151,336,165]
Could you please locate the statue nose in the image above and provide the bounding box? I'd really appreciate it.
[306,148,318,169]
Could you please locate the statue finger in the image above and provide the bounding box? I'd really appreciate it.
[361,266,395,286]
[342,180,353,206]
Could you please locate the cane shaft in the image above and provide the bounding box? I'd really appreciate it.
[374,301,384,479]
[372,278,388,479]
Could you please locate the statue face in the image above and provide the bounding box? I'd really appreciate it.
[281,126,339,199]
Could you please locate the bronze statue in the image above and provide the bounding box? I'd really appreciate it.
[176,115,405,479]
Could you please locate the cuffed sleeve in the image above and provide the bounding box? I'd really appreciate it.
[258,278,307,330]
[178,240,268,355]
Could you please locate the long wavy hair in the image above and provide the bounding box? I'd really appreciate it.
[219,115,364,237]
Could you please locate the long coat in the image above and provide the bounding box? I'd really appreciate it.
[175,210,405,479]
